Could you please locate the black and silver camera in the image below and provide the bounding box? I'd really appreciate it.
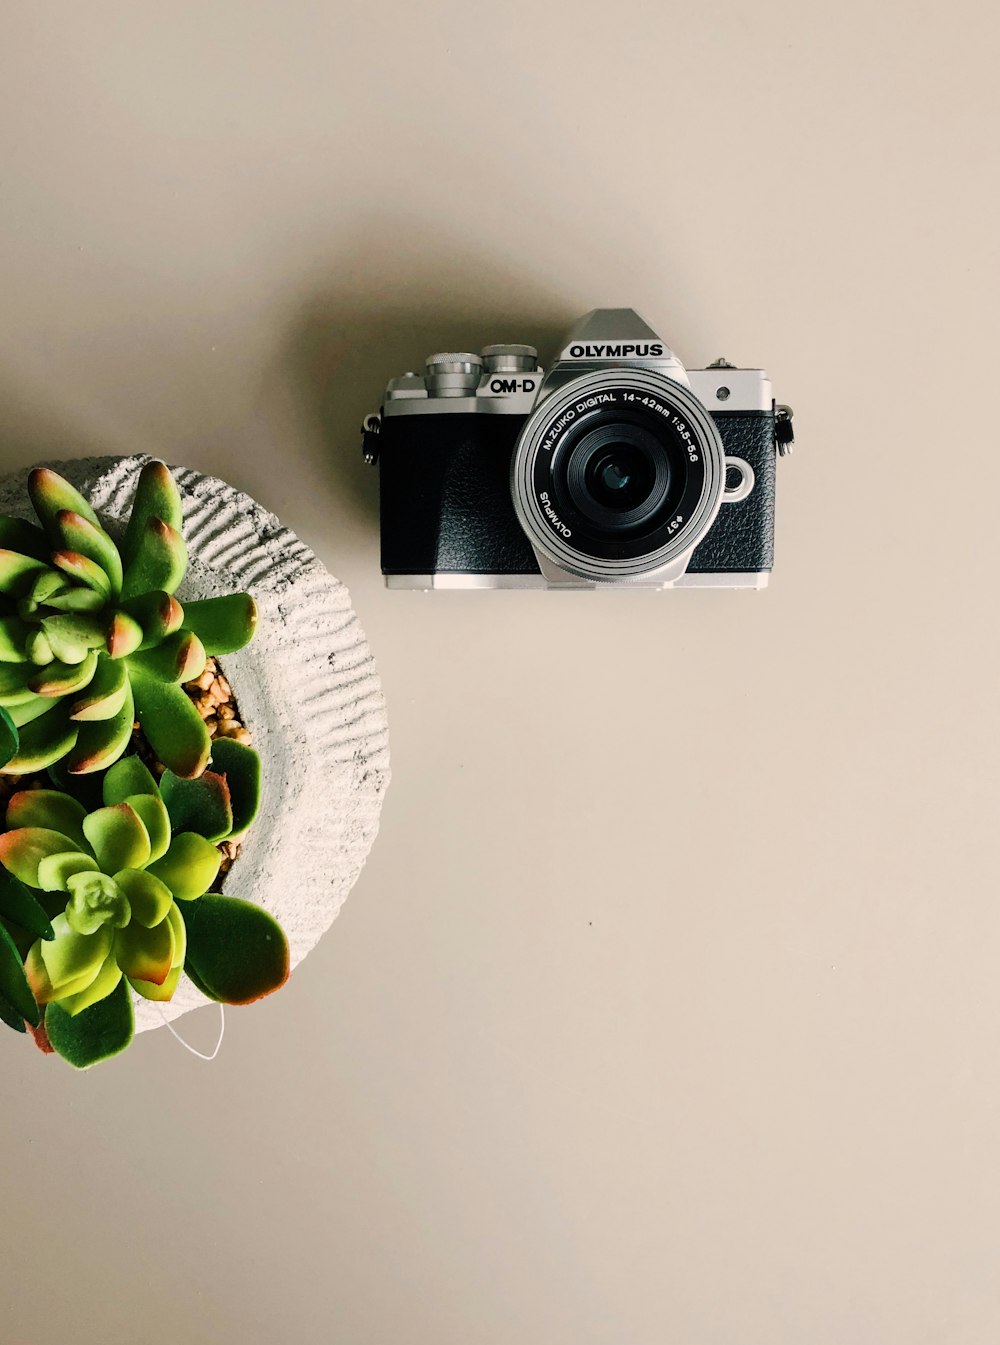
[363,309,793,589]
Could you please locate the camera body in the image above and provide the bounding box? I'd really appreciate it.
[365,310,792,589]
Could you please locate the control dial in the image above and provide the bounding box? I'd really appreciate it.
[481,344,538,373]
[425,353,483,397]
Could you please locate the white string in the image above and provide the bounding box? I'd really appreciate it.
[154,1002,226,1061]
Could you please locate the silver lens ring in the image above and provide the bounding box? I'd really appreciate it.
[510,368,726,582]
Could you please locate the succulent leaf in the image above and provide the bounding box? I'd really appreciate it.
[147,832,220,901]
[8,693,56,729]
[166,898,186,967]
[130,902,186,1001]
[56,952,123,1017]
[36,851,100,893]
[129,963,182,1002]
[0,549,50,597]
[0,616,31,663]
[25,630,53,666]
[25,569,68,608]
[29,651,99,697]
[115,914,174,986]
[29,913,113,1003]
[82,803,151,874]
[36,633,88,669]
[0,662,36,705]
[23,951,87,1005]
[64,681,135,775]
[0,704,15,768]
[51,550,112,597]
[68,655,129,721]
[208,739,262,840]
[180,959,221,1002]
[2,702,79,773]
[44,974,134,1068]
[0,993,27,1033]
[0,922,41,1026]
[180,593,258,656]
[122,462,183,569]
[44,587,107,614]
[114,868,173,929]
[160,769,233,843]
[53,511,122,596]
[120,518,186,601]
[5,789,89,851]
[27,468,101,539]
[120,590,184,649]
[41,613,107,659]
[180,894,289,1005]
[0,866,55,939]
[123,793,170,863]
[0,827,81,886]
[103,755,158,803]
[1,922,32,960]
[130,665,210,778]
[127,629,206,685]
[105,611,143,659]
[27,1016,54,1052]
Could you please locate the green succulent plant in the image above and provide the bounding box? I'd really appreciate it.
[0,462,258,779]
[0,749,286,1068]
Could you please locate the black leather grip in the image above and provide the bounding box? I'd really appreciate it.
[688,412,775,574]
[380,414,537,575]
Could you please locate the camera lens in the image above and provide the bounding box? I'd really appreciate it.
[563,423,672,531]
[511,369,727,582]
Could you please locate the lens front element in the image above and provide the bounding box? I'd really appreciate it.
[566,423,670,528]
[511,369,726,582]
[589,447,653,509]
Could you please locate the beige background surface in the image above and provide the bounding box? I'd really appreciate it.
[0,3,997,1343]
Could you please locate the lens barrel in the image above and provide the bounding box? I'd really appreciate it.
[510,369,726,582]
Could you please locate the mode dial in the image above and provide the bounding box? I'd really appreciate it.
[481,344,538,373]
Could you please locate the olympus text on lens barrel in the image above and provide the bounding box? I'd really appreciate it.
[362,309,794,589]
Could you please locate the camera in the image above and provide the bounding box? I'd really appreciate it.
[362,309,794,589]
